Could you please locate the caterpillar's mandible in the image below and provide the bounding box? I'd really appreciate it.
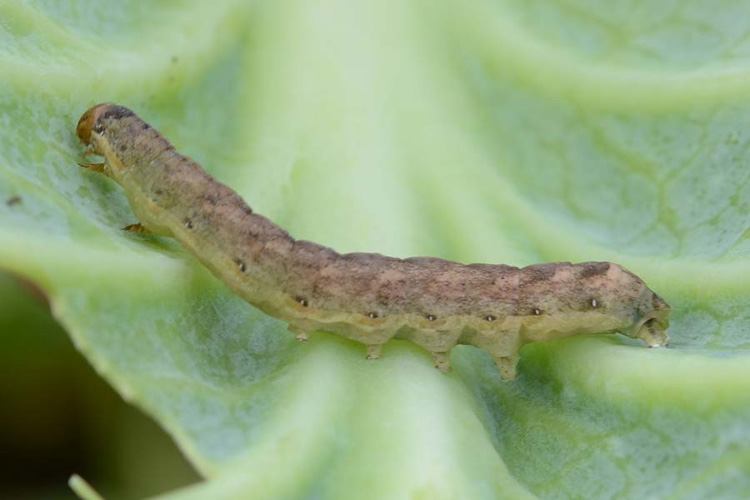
[76,104,671,380]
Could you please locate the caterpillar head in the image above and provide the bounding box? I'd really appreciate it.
[77,103,139,179]
[77,103,135,150]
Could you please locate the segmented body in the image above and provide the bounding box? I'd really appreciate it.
[76,104,671,380]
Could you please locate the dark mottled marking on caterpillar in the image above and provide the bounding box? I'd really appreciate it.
[579,261,610,279]
[75,103,671,380]
[101,106,134,121]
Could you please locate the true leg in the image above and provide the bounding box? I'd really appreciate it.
[78,161,106,174]
[121,223,151,234]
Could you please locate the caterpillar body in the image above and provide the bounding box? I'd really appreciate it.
[76,104,671,380]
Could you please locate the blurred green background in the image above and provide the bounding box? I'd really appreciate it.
[0,272,199,499]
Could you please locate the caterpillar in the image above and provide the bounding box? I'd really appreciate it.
[75,103,671,380]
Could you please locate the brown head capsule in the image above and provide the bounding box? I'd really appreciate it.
[77,103,133,144]
[76,104,106,144]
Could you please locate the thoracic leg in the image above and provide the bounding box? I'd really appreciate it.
[121,223,151,234]
[431,351,452,373]
[366,344,382,360]
[78,161,106,174]
[494,354,519,381]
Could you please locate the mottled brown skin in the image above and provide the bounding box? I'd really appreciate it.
[76,103,671,380]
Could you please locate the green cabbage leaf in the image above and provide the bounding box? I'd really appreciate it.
[1,0,749,498]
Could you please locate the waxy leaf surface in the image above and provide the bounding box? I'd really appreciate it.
[1,1,749,498]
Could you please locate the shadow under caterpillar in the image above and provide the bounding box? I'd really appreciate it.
[76,103,671,380]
